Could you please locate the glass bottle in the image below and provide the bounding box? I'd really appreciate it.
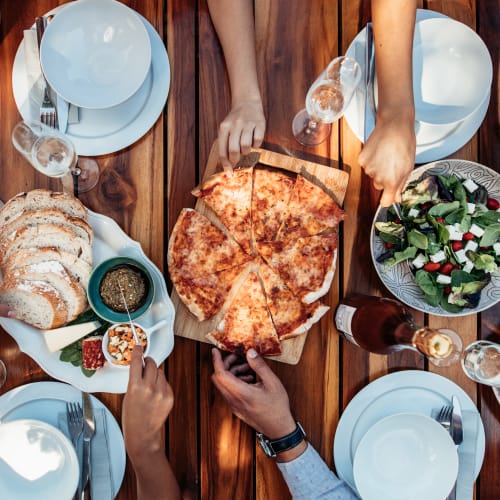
[334,294,463,366]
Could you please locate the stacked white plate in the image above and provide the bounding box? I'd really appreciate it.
[12,0,170,156]
[344,9,492,163]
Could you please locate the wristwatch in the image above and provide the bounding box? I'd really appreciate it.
[257,422,306,458]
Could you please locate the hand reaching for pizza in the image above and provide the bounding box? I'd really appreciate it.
[211,348,296,440]
[217,97,266,171]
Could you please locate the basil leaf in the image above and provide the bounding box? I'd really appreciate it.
[415,269,439,296]
[429,201,460,218]
[407,229,428,250]
[479,223,500,247]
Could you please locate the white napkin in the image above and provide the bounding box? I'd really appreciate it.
[58,408,114,500]
[455,409,480,500]
[22,28,79,123]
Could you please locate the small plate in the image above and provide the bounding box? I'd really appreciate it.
[370,159,500,316]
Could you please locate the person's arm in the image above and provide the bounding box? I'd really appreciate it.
[211,349,359,498]
[358,0,417,206]
[122,346,181,500]
[207,0,265,170]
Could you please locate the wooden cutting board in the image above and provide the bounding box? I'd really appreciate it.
[171,141,349,364]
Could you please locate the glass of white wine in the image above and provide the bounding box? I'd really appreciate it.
[11,121,99,194]
[292,56,362,146]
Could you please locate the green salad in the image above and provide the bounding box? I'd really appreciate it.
[375,173,500,312]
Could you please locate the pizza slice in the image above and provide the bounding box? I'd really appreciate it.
[276,175,344,241]
[171,263,249,321]
[192,167,254,254]
[206,271,282,356]
[251,167,295,242]
[258,262,329,339]
[256,231,339,304]
[168,208,252,278]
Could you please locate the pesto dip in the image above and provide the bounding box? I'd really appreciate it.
[99,265,147,312]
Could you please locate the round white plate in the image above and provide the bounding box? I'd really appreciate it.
[0,209,175,393]
[0,381,125,498]
[344,9,491,164]
[12,5,170,156]
[0,418,79,500]
[333,370,485,496]
[370,159,500,316]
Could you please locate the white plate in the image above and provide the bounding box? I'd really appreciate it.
[0,418,79,500]
[344,9,491,163]
[370,159,500,316]
[0,381,125,498]
[12,5,170,156]
[333,370,485,497]
[0,209,175,393]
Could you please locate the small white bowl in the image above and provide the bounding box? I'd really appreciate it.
[353,413,458,500]
[40,0,151,109]
[0,419,79,500]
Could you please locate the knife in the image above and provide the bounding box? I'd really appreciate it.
[57,93,70,133]
[451,395,464,446]
[80,392,96,500]
[363,21,376,143]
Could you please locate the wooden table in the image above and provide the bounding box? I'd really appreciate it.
[0,1,498,498]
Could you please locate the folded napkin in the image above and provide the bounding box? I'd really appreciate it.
[23,28,79,124]
[455,409,480,500]
[58,408,114,500]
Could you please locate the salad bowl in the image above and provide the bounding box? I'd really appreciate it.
[371,159,500,316]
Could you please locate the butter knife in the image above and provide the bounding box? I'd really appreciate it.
[451,395,464,445]
[57,93,69,133]
[80,392,96,500]
[363,21,376,143]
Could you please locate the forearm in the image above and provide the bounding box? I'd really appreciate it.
[207,0,261,104]
[372,0,416,121]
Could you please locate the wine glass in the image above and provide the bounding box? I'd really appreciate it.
[292,56,362,146]
[11,121,99,195]
[0,359,6,389]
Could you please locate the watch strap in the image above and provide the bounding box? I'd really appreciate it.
[257,422,306,458]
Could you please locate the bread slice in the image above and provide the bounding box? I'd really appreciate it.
[0,224,93,267]
[0,208,93,245]
[3,248,92,288]
[0,189,87,229]
[11,261,88,322]
[0,278,68,329]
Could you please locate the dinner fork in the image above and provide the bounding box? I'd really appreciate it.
[66,401,84,448]
[435,403,453,432]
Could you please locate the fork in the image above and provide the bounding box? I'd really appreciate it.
[435,404,453,432]
[35,17,57,128]
[66,401,84,448]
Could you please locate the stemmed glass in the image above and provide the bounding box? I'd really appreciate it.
[0,359,6,389]
[292,56,362,146]
[11,121,99,195]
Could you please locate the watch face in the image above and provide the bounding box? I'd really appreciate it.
[257,434,276,458]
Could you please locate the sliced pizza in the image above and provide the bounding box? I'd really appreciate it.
[258,262,329,339]
[171,263,249,321]
[168,208,252,278]
[206,271,281,356]
[251,167,295,242]
[276,175,344,241]
[257,231,339,304]
[192,167,254,254]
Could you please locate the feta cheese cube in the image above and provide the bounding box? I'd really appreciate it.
[430,250,446,263]
[412,253,427,269]
[467,203,476,214]
[463,178,479,193]
[408,208,420,218]
[464,240,478,253]
[419,222,430,230]
[494,242,500,256]
[463,260,475,273]
[455,249,468,263]
[446,225,463,241]
[469,223,485,238]
[436,274,452,285]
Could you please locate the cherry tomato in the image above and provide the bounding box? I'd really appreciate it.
[451,241,463,251]
[394,217,401,224]
[486,198,500,210]
[385,242,395,249]
[440,262,454,275]
[444,286,452,295]
[463,232,475,241]
[423,262,441,272]
[435,217,445,224]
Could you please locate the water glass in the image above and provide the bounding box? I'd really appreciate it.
[461,340,500,387]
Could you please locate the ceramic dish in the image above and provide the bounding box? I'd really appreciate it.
[0,418,79,500]
[353,413,458,500]
[0,209,175,393]
[87,256,155,323]
[41,0,151,109]
[370,159,500,316]
[12,5,170,156]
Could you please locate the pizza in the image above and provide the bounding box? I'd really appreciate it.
[168,165,344,356]
[207,271,282,356]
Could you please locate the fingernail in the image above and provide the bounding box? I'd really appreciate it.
[7,310,16,318]
[248,348,258,359]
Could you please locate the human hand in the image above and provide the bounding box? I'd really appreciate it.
[122,345,174,463]
[0,305,15,318]
[211,348,296,439]
[217,97,265,171]
[358,114,416,206]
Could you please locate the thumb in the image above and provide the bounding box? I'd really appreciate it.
[380,188,397,207]
[246,349,276,384]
